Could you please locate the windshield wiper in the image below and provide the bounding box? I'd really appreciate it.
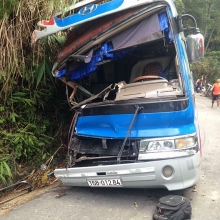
[117,105,142,163]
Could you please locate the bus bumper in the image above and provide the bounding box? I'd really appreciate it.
[54,152,201,191]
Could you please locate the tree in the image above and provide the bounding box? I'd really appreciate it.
[0,0,77,185]
[180,0,220,85]
[182,0,220,51]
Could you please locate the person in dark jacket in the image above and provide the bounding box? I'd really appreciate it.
[195,78,202,92]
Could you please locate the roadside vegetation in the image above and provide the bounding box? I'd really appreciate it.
[0,0,73,186]
[181,0,220,84]
[0,0,220,186]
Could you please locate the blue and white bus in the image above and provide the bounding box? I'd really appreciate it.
[33,0,204,190]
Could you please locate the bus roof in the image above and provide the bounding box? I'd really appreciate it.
[31,0,177,43]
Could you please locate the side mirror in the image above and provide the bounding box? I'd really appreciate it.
[175,14,200,34]
[175,14,204,63]
[186,33,204,63]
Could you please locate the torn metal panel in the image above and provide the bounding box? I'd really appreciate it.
[71,81,126,110]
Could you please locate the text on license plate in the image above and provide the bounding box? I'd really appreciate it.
[87,179,122,187]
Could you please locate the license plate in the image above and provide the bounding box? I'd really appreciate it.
[87,179,122,187]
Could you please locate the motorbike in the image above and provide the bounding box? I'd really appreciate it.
[196,85,206,93]
[205,83,213,97]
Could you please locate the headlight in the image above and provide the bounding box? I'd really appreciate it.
[164,141,174,149]
[148,141,161,151]
[139,135,197,152]
[175,136,196,149]
[140,140,175,152]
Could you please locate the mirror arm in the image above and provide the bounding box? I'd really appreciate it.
[176,14,200,34]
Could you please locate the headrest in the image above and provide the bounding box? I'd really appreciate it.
[143,62,162,75]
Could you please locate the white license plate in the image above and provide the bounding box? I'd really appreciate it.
[87,179,122,187]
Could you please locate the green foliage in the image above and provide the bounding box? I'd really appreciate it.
[174,0,185,14]
[0,79,70,185]
[0,14,68,184]
[191,51,220,83]
[177,0,220,80]
[0,0,18,20]
[182,0,220,51]
[1,89,51,159]
[34,35,66,89]
[0,155,12,185]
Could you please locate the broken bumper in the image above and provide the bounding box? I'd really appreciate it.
[54,152,201,191]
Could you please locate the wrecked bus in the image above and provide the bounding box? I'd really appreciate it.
[32,0,204,190]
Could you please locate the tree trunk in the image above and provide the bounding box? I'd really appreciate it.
[204,3,213,40]
[205,26,215,51]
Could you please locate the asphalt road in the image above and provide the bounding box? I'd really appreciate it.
[1,93,220,220]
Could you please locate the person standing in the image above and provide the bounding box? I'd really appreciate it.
[211,79,220,109]
[195,79,202,92]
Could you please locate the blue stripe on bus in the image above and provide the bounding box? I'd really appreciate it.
[54,0,124,28]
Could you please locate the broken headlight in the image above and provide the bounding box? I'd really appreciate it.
[139,134,197,152]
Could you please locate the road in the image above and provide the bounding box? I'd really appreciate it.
[1,93,220,220]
